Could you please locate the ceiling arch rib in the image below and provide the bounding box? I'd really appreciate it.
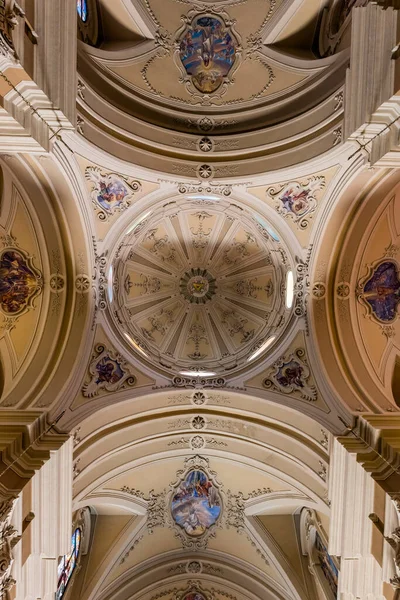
[70,390,330,600]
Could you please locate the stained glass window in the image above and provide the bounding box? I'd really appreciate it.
[77,0,88,22]
[56,528,82,600]
[315,531,338,597]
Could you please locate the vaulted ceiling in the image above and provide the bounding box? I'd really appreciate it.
[1,1,396,599]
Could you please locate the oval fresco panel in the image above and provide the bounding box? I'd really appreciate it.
[0,249,42,315]
[171,469,221,536]
[179,16,237,93]
[360,261,400,322]
[184,594,207,600]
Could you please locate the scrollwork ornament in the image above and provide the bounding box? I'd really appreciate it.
[225,487,272,534]
[263,348,317,402]
[267,177,325,229]
[85,167,141,221]
[167,455,223,550]
[82,343,136,397]
[172,376,226,389]
[175,581,214,600]
[173,9,242,105]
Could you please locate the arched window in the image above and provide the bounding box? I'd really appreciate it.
[56,528,82,600]
[77,0,88,22]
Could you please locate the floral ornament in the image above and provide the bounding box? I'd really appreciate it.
[357,260,400,323]
[82,344,136,397]
[267,176,325,229]
[192,416,206,430]
[85,167,141,221]
[263,348,317,402]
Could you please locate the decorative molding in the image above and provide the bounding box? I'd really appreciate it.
[263,348,318,402]
[82,343,136,397]
[85,166,141,221]
[226,487,272,534]
[174,10,242,103]
[169,455,223,549]
[172,376,227,389]
[178,183,231,196]
[267,176,325,230]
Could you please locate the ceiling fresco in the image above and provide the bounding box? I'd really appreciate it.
[76,0,346,175]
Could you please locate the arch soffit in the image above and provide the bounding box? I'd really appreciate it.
[310,165,400,414]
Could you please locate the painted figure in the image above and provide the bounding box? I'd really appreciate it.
[276,360,304,389]
[362,261,400,322]
[171,469,221,536]
[179,16,237,93]
[315,532,338,596]
[56,528,81,600]
[95,356,124,386]
[0,250,41,315]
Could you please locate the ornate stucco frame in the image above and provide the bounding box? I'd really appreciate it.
[167,454,224,550]
[173,8,242,103]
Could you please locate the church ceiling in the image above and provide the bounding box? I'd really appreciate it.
[76,0,347,175]
[109,199,289,377]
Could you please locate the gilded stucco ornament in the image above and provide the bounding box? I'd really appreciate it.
[85,167,141,221]
[174,10,241,101]
[263,348,318,402]
[82,344,136,398]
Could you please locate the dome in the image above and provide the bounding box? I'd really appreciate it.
[108,195,292,377]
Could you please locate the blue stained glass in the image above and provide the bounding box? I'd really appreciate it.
[315,531,338,597]
[56,528,82,600]
[77,0,88,22]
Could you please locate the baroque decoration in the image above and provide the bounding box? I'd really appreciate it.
[82,344,136,398]
[357,260,400,323]
[85,167,141,221]
[267,176,325,229]
[175,11,240,98]
[263,348,318,402]
[110,199,289,377]
[170,456,222,546]
[0,248,43,316]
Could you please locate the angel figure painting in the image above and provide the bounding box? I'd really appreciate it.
[179,16,237,93]
[171,469,221,536]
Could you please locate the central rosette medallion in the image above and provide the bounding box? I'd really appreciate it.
[180,268,216,304]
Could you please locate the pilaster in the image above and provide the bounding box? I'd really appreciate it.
[0,410,69,510]
[344,3,400,167]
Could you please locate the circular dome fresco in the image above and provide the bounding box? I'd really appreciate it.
[108,196,293,377]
